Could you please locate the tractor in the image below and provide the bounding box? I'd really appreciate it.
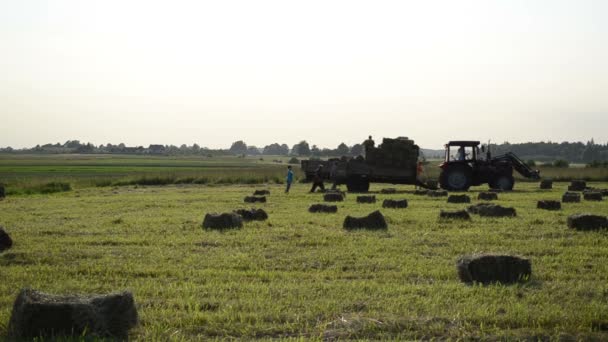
[439,141,540,191]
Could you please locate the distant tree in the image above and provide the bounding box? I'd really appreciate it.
[192,143,200,152]
[229,140,248,155]
[288,157,300,164]
[310,145,321,156]
[293,141,310,156]
[336,143,349,156]
[262,143,289,155]
[247,146,261,155]
[553,159,570,168]
[350,143,363,156]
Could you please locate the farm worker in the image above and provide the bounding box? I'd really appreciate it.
[457,146,466,161]
[363,135,375,155]
[415,161,425,189]
[285,165,294,193]
[309,164,325,193]
[330,161,338,190]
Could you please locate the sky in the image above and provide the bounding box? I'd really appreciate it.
[1,0,607,149]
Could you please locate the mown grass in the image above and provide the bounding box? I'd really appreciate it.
[0,182,607,340]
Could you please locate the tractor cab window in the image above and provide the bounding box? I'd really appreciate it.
[451,146,475,161]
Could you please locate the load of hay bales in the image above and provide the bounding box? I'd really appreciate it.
[414,189,428,196]
[366,137,419,169]
[562,192,581,203]
[467,203,516,217]
[380,188,396,194]
[439,210,471,220]
[427,190,448,197]
[0,226,13,252]
[309,204,338,213]
[8,289,138,339]
[382,199,408,209]
[253,190,270,196]
[539,180,553,189]
[202,213,243,229]
[244,196,266,203]
[537,200,561,210]
[234,208,268,221]
[447,194,471,203]
[583,191,603,201]
[567,214,608,231]
[456,254,531,284]
[478,192,498,201]
[568,180,587,191]
[356,195,376,204]
[343,210,387,230]
[324,192,344,202]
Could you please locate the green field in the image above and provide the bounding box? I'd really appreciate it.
[1,176,607,339]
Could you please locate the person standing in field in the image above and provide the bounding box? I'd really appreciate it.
[309,164,325,193]
[285,165,294,193]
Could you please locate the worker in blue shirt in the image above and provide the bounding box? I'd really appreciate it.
[285,165,294,193]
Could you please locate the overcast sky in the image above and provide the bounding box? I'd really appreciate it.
[1,0,607,149]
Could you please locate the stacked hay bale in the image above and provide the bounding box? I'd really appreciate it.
[562,192,581,203]
[467,203,516,217]
[567,214,608,231]
[380,188,396,194]
[456,255,531,284]
[343,211,387,230]
[234,208,268,221]
[356,195,376,204]
[324,192,345,202]
[439,210,471,220]
[583,190,603,201]
[244,196,266,203]
[0,226,13,252]
[539,180,553,189]
[568,180,586,191]
[309,204,338,213]
[382,199,408,209]
[447,194,471,203]
[367,137,419,170]
[537,200,561,210]
[8,289,138,339]
[203,213,243,229]
[478,192,498,201]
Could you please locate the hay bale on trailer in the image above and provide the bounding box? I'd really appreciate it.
[478,192,498,201]
[234,208,268,221]
[244,196,267,203]
[537,200,561,211]
[456,254,531,284]
[8,289,138,339]
[343,210,387,230]
[568,180,586,191]
[567,214,608,231]
[447,194,471,203]
[467,203,516,217]
[253,190,270,196]
[356,195,376,204]
[202,213,243,229]
[539,180,553,189]
[439,210,471,220]
[562,192,581,203]
[0,227,13,252]
[382,199,408,209]
[309,204,338,213]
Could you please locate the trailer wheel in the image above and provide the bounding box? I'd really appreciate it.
[439,165,472,191]
[346,177,370,193]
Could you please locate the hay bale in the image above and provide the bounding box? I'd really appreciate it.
[324,193,344,202]
[202,213,243,229]
[356,195,376,204]
[426,180,438,189]
[539,180,553,189]
[0,184,5,199]
[583,191,603,201]
[567,214,608,231]
[601,189,608,197]
[308,204,338,213]
[447,194,471,203]
[478,192,498,201]
[427,190,448,197]
[562,192,581,203]
[414,189,429,196]
[456,254,531,284]
[234,208,268,221]
[382,199,408,209]
[380,188,396,194]
[537,200,561,211]
[253,190,270,196]
[244,196,266,203]
[439,210,471,220]
[488,188,503,193]
[467,203,516,217]
[8,288,138,339]
[568,180,586,191]
[0,227,13,252]
[343,210,387,230]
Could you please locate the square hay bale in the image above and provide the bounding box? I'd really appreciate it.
[568,180,586,191]
[426,180,438,189]
[244,196,267,203]
[380,188,397,194]
[234,208,268,221]
[343,210,387,230]
[309,204,338,213]
[8,289,138,339]
[456,254,531,284]
[414,189,429,196]
[539,180,553,189]
[0,226,13,252]
[427,190,448,197]
[488,188,503,193]
[562,192,581,203]
[467,203,516,217]
[583,191,603,201]
[0,184,5,199]
[478,192,498,201]
[567,214,608,231]
[324,193,344,202]
[202,213,243,229]
[382,199,408,209]
[447,194,471,203]
[439,209,471,220]
[537,200,561,210]
[356,195,376,204]
[253,190,270,196]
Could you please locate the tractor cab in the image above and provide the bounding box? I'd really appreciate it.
[442,141,482,165]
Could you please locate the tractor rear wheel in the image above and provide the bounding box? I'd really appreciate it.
[440,165,472,191]
[490,175,514,191]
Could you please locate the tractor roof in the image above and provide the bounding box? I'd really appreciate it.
[446,141,480,147]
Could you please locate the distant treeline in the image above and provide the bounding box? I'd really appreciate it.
[1,139,608,163]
